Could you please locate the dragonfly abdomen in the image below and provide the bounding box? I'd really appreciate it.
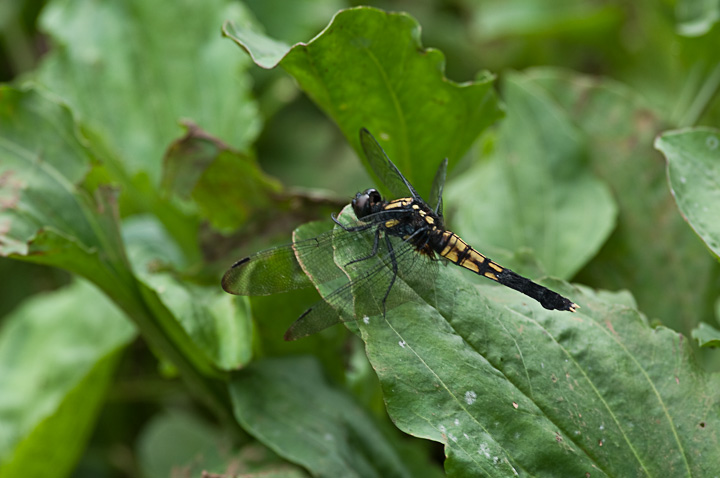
[432,230,501,278]
[430,230,578,312]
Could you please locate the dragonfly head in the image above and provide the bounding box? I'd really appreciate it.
[352,188,383,219]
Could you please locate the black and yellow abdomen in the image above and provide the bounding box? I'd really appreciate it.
[429,229,578,312]
[433,230,506,282]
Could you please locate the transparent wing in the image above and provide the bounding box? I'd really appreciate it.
[222,219,373,296]
[285,222,439,341]
[360,128,423,202]
[429,158,448,216]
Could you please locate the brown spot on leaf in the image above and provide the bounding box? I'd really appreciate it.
[0,170,24,210]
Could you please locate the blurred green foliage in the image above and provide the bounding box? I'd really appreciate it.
[1,0,719,477]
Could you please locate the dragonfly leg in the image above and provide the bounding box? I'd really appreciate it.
[345,228,381,266]
[331,213,373,232]
[380,232,399,316]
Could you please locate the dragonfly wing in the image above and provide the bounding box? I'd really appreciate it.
[222,226,347,296]
[360,128,424,202]
[283,294,348,341]
[429,158,448,216]
[286,226,438,340]
[285,245,395,341]
[221,242,311,296]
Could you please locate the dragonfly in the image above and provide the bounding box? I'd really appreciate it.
[222,129,578,340]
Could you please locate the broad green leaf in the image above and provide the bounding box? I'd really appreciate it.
[229,357,442,478]
[446,71,617,279]
[655,127,720,259]
[244,0,345,43]
[0,86,127,277]
[0,259,69,318]
[0,279,135,476]
[162,123,282,234]
[523,68,718,335]
[308,229,720,476]
[124,215,253,371]
[34,0,260,185]
[223,6,504,201]
[676,0,720,36]
[692,322,720,348]
[0,86,228,419]
[137,411,304,478]
[470,0,622,39]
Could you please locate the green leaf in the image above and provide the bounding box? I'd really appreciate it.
[0,279,135,476]
[33,0,260,185]
[470,0,622,39]
[137,411,305,478]
[138,411,228,478]
[223,6,504,201]
[229,357,441,478]
[0,86,216,372]
[523,68,718,335]
[655,127,720,259]
[676,0,720,36]
[446,71,617,279]
[0,86,236,429]
[124,215,253,371]
[162,123,282,233]
[313,236,720,475]
[244,0,345,44]
[30,0,264,262]
[0,86,126,277]
[691,322,720,348]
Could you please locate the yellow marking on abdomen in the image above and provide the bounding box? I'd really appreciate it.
[385,198,413,209]
[459,248,486,265]
[385,219,400,228]
[458,249,487,273]
[484,272,498,281]
[439,234,461,262]
[461,260,480,273]
[489,262,503,272]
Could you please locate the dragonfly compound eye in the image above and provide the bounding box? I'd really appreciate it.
[352,188,382,218]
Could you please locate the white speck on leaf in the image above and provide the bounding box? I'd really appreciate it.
[478,443,491,458]
[465,390,477,404]
[362,316,370,324]
[454,419,460,426]
[399,340,406,348]
[680,176,687,184]
[439,424,446,434]
[707,135,719,150]
[449,433,458,442]
[324,433,333,441]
